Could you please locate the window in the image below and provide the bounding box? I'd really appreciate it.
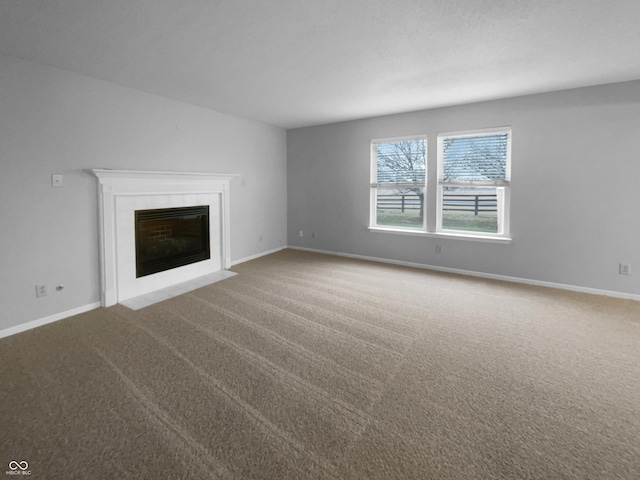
[370,128,511,241]
[437,127,511,237]
[370,137,426,229]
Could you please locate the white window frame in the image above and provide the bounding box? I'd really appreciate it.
[436,126,511,239]
[370,135,427,230]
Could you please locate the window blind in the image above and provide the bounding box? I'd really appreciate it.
[440,133,509,184]
[375,139,426,184]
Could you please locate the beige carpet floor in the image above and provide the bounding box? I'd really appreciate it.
[1,249,640,479]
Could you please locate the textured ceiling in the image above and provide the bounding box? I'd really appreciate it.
[0,0,639,128]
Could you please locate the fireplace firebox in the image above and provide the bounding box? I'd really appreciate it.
[135,205,210,278]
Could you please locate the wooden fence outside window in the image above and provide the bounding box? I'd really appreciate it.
[377,193,497,216]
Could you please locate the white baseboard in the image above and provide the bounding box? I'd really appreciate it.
[289,246,640,302]
[2,244,635,341]
[0,302,101,340]
[231,246,286,266]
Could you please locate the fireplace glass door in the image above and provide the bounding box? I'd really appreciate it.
[135,205,210,278]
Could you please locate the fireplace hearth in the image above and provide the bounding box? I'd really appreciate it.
[135,205,210,278]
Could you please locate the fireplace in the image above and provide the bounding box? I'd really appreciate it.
[91,169,236,306]
[135,205,210,278]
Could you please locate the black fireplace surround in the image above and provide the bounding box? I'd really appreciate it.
[135,205,210,278]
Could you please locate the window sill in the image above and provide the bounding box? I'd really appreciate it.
[368,226,512,244]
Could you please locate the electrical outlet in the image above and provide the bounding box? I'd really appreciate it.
[35,284,47,297]
[299,230,304,237]
[51,174,63,187]
[619,263,631,275]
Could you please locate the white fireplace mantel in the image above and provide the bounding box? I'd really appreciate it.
[91,169,238,307]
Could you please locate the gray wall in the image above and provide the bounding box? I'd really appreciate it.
[0,53,287,331]
[288,81,640,296]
